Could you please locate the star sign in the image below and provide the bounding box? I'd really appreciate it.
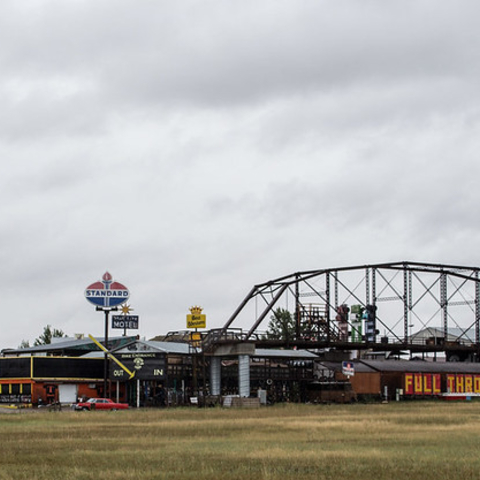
[121,304,133,315]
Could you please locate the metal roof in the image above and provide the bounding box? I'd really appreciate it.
[413,327,475,343]
[360,359,480,374]
[321,359,480,374]
[3,337,318,359]
[112,341,319,358]
[113,340,196,355]
[1,336,137,356]
[254,349,318,359]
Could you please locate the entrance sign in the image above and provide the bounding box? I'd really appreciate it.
[85,272,130,308]
[187,306,206,329]
[112,315,139,330]
[110,353,167,381]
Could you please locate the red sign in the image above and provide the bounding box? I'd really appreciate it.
[404,373,441,395]
[405,373,480,395]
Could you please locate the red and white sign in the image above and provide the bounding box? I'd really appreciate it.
[85,272,130,308]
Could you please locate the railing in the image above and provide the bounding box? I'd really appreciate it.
[190,328,477,353]
[201,328,249,352]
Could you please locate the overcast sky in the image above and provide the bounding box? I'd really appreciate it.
[1,0,479,348]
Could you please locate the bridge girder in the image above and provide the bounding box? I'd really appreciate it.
[219,261,480,359]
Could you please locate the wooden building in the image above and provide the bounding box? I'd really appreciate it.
[320,359,480,400]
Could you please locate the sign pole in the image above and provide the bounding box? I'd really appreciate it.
[97,306,118,398]
[186,307,206,399]
[104,307,109,398]
[85,272,130,400]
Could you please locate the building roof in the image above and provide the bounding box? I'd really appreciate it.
[2,335,319,360]
[112,339,196,355]
[113,341,318,358]
[364,359,480,374]
[321,359,480,374]
[1,336,137,357]
[254,348,318,359]
[412,327,475,344]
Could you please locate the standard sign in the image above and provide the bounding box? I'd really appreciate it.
[112,315,139,330]
[85,272,130,308]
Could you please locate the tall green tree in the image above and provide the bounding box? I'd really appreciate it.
[19,339,31,349]
[33,325,66,346]
[21,325,66,348]
[265,308,296,342]
[19,325,66,349]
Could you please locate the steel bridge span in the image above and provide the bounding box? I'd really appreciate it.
[207,261,480,361]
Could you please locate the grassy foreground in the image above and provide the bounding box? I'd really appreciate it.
[1,402,480,480]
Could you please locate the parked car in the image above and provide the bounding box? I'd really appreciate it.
[73,398,129,411]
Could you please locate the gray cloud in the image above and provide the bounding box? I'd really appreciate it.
[1,0,480,347]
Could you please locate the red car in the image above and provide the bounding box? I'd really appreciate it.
[73,398,129,411]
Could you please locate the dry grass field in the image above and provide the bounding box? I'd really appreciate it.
[1,401,480,480]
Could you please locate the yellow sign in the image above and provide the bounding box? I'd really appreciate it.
[190,332,202,347]
[187,314,206,329]
[187,306,206,328]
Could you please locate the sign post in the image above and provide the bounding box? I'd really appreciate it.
[85,272,130,398]
[186,306,206,397]
[97,305,118,398]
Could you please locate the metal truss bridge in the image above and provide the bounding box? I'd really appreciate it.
[209,261,480,361]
